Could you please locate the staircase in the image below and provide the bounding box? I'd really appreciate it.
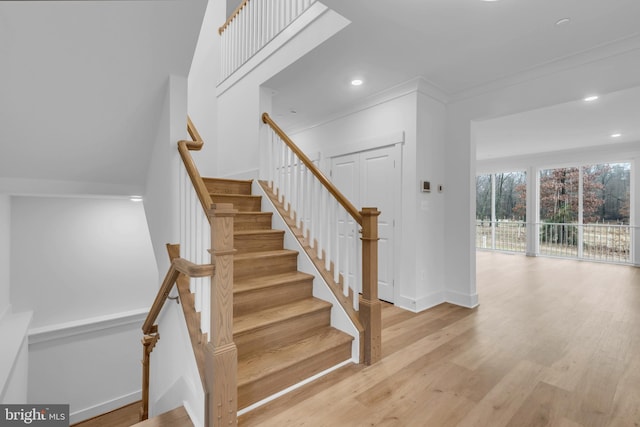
[204,177,354,410]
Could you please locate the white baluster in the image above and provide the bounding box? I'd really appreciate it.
[300,165,307,232]
[180,165,185,250]
[316,181,324,259]
[285,0,291,25]
[324,188,332,270]
[344,210,350,297]
[248,1,253,59]
[333,199,340,283]
[291,155,298,221]
[309,176,316,249]
[285,146,292,212]
[266,128,274,190]
[276,138,283,201]
[257,0,263,53]
[242,7,247,65]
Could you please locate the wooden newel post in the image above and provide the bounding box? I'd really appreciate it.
[359,207,382,365]
[140,328,159,421]
[204,203,238,427]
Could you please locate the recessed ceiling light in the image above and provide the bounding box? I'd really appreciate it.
[351,79,363,86]
[130,195,143,202]
[556,18,571,26]
[610,133,622,138]
[583,95,599,102]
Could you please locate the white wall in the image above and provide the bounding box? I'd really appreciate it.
[28,314,145,424]
[0,311,31,404]
[291,80,450,312]
[415,90,447,309]
[1,192,31,406]
[10,196,156,327]
[216,3,350,179]
[9,195,156,420]
[187,0,225,179]
[149,303,204,427]
[0,195,31,405]
[0,195,9,317]
[144,76,189,276]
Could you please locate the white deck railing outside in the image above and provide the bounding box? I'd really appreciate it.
[476,220,633,264]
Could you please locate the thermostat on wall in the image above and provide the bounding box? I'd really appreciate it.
[421,181,431,192]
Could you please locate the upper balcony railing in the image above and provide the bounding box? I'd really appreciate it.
[219,0,316,81]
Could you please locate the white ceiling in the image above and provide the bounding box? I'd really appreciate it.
[265,0,640,158]
[475,85,640,161]
[2,0,640,195]
[0,0,205,195]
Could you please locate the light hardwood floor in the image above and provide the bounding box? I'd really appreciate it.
[71,401,140,427]
[239,252,640,427]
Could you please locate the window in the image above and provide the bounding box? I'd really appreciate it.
[476,171,526,252]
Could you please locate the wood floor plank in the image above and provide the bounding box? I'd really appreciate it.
[238,252,640,427]
[71,402,141,427]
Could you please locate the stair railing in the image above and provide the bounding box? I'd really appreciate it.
[178,118,213,337]
[141,119,238,426]
[218,0,316,81]
[140,252,214,421]
[261,112,382,365]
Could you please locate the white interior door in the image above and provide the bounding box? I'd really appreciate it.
[359,146,396,302]
[331,145,398,303]
[331,154,360,293]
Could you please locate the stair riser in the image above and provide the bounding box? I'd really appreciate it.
[235,214,272,231]
[234,253,298,280]
[234,280,313,316]
[203,178,252,195]
[211,195,261,212]
[235,233,284,253]
[235,309,331,357]
[238,342,352,409]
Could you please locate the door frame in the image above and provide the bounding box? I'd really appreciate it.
[323,131,404,305]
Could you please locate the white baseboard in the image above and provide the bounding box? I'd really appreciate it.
[396,292,445,313]
[445,290,479,308]
[69,390,141,425]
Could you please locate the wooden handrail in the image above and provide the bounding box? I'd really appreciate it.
[142,255,214,335]
[262,112,363,224]
[218,0,250,35]
[178,118,214,215]
[185,116,204,150]
[262,112,382,365]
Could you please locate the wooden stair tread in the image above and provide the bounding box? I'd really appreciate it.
[237,326,353,385]
[234,297,331,336]
[234,249,298,262]
[235,229,284,237]
[209,193,262,199]
[203,177,253,195]
[234,271,314,293]
[234,212,273,231]
[236,211,272,216]
[131,406,193,427]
